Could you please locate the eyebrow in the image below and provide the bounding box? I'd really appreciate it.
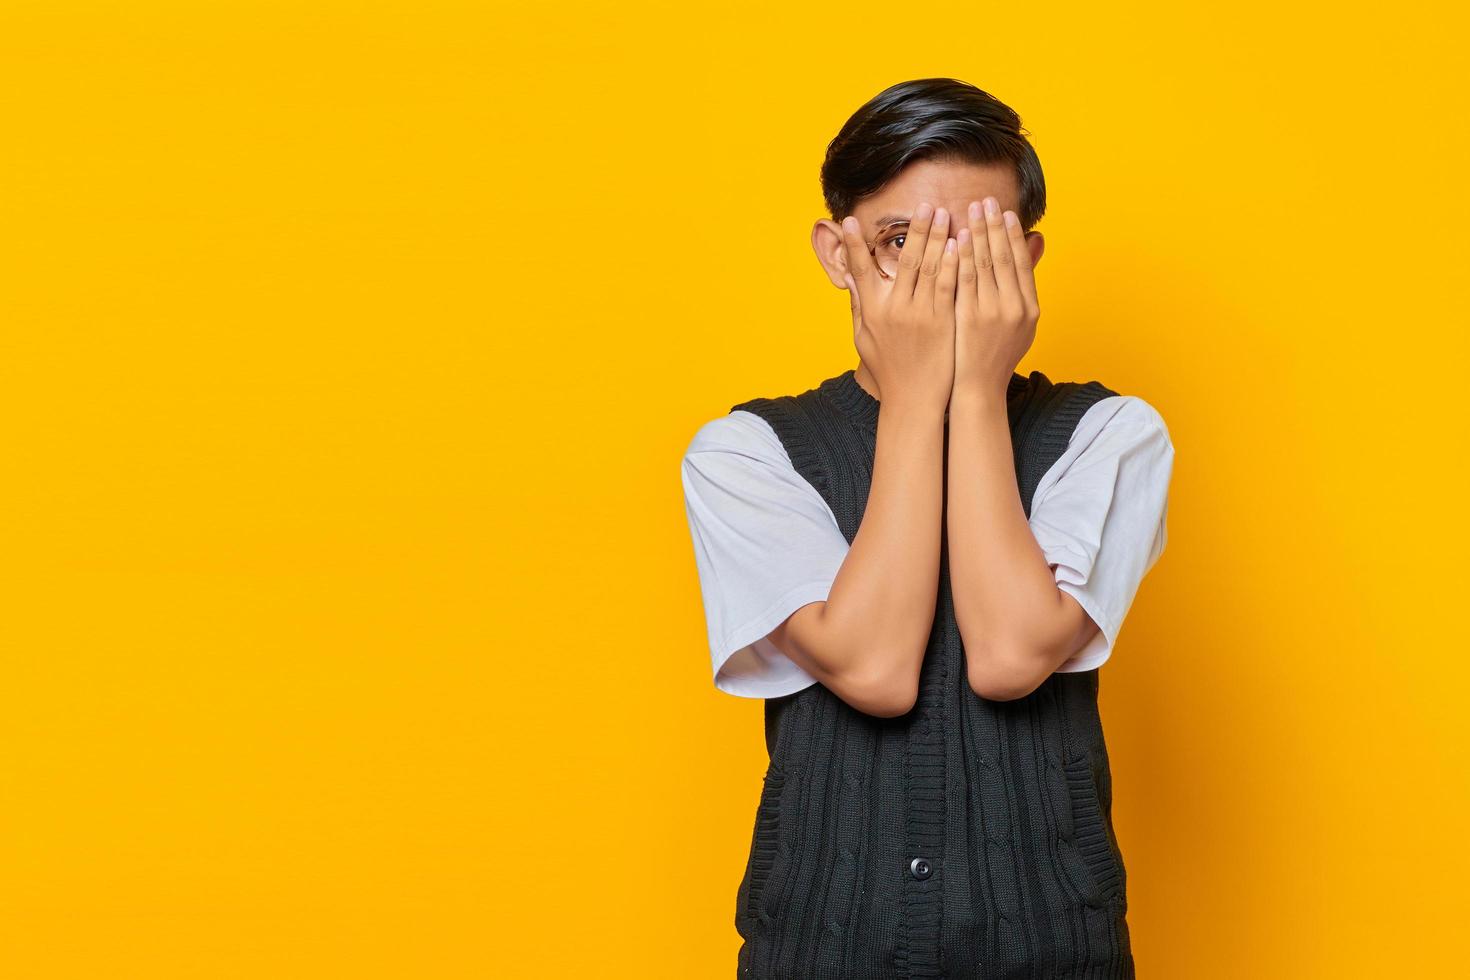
[872,213,911,229]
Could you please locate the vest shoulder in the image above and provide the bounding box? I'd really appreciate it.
[726,376,842,438]
[728,379,826,417]
[1025,369,1122,401]
[1034,374,1167,428]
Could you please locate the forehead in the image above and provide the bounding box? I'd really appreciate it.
[853,157,1019,225]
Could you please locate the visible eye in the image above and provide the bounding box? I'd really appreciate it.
[876,229,907,253]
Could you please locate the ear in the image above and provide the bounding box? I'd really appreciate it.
[1024,230,1045,268]
[812,219,853,289]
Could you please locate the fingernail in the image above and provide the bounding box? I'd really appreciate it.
[1003,211,1018,228]
[969,201,982,220]
[983,197,998,217]
[916,202,934,220]
[945,238,955,253]
[842,216,857,233]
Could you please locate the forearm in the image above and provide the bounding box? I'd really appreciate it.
[819,400,946,694]
[945,386,1073,685]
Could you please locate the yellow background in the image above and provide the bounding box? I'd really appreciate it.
[2,1,1466,976]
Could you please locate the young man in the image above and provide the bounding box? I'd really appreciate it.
[681,78,1173,979]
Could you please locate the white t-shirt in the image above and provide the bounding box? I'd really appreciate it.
[681,393,1175,699]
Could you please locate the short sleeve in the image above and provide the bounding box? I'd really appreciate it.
[681,410,849,698]
[1026,396,1174,672]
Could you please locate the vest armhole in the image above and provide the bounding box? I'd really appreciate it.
[1017,379,1122,518]
[729,395,832,505]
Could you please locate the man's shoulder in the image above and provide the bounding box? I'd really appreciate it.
[1078,391,1169,440]
[1037,372,1168,438]
[683,408,786,461]
[1107,393,1168,434]
[1048,387,1173,464]
[686,371,841,459]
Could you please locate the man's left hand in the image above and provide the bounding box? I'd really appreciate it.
[954,196,1039,400]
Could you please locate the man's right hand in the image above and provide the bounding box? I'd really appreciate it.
[840,202,959,416]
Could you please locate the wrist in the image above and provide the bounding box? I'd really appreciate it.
[950,379,1010,411]
[879,397,948,425]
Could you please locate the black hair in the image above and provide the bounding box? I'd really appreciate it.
[820,78,1046,232]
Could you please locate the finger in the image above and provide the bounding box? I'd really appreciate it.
[839,215,880,314]
[843,271,863,344]
[915,206,950,306]
[893,201,935,299]
[1002,209,1038,313]
[955,226,977,323]
[966,200,1000,313]
[981,196,1022,314]
[934,234,959,315]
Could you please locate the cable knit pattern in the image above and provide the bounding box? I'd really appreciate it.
[729,368,1135,979]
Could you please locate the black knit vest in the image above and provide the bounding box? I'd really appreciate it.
[727,367,1134,979]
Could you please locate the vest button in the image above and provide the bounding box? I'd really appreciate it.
[909,857,933,880]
